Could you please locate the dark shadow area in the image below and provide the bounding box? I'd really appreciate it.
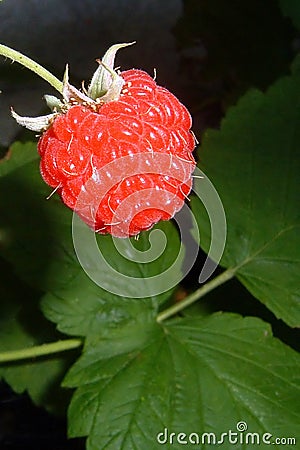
[0,382,85,450]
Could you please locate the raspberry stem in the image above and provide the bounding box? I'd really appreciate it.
[0,44,63,93]
[0,338,83,363]
[156,268,236,323]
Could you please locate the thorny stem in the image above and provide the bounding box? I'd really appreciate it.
[0,44,63,93]
[0,339,83,363]
[156,268,236,323]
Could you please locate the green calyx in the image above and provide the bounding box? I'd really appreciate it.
[88,42,135,100]
[0,41,136,132]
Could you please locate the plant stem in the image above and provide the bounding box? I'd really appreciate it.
[0,339,83,363]
[157,268,236,323]
[0,44,63,93]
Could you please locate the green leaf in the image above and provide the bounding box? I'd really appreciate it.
[279,0,300,30]
[0,256,75,414]
[192,61,300,327]
[64,313,300,449]
[41,272,156,337]
[0,141,75,291]
[41,220,181,336]
[72,218,183,298]
[0,141,38,176]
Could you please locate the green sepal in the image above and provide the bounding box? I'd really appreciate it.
[62,64,92,104]
[10,107,56,132]
[44,94,64,112]
[87,42,135,100]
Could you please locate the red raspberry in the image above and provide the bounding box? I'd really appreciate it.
[13,44,196,237]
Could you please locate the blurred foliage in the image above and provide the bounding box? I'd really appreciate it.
[279,0,300,30]
[174,0,296,116]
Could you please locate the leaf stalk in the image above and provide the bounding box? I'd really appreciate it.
[0,339,83,363]
[156,268,236,323]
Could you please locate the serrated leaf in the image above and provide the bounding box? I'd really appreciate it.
[64,313,300,449]
[191,61,300,327]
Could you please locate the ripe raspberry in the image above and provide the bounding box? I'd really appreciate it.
[12,43,196,238]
